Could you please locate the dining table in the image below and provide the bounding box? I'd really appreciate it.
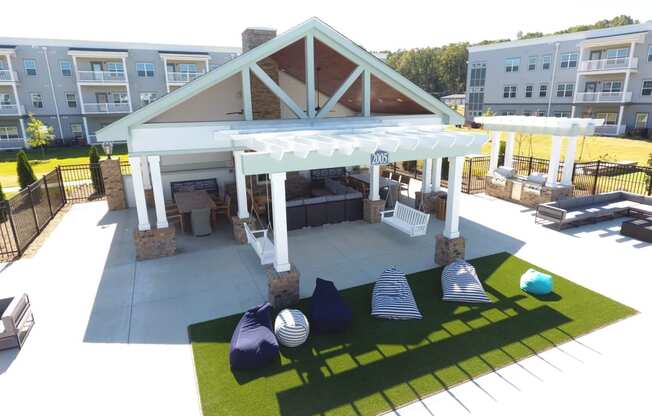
[173,190,217,233]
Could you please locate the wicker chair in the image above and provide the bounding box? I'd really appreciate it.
[166,204,184,230]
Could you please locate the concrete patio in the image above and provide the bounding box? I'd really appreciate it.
[0,192,650,415]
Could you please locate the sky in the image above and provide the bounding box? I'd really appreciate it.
[2,0,650,51]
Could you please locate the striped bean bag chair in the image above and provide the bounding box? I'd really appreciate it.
[371,266,422,320]
[441,260,491,303]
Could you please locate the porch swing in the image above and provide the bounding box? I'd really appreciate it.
[379,166,430,238]
[243,174,276,265]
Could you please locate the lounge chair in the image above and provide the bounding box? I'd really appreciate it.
[229,303,279,370]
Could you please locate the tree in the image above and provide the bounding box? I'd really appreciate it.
[89,145,103,194]
[16,150,36,189]
[0,182,7,222]
[25,113,54,157]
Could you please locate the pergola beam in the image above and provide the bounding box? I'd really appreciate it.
[315,66,364,119]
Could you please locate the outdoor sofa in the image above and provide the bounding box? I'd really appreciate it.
[535,191,652,229]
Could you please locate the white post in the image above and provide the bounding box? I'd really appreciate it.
[616,105,625,135]
[443,156,463,239]
[503,132,515,169]
[369,165,380,201]
[147,155,168,229]
[421,159,432,193]
[72,56,86,115]
[233,151,249,219]
[121,56,133,112]
[561,136,578,186]
[362,69,371,117]
[241,68,252,121]
[488,131,501,175]
[305,31,316,118]
[82,116,90,142]
[431,158,442,192]
[270,172,290,273]
[129,156,151,231]
[141,157,151,189]
[546,135,563,187]
[18,119,26,140]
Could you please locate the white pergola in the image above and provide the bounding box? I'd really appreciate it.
[474,116,605,187]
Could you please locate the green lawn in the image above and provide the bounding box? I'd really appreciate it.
[189,252,636,416]
[0,144,128,188]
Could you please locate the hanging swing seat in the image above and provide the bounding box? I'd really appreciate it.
[244,222,275,265]
[380,201,430,237]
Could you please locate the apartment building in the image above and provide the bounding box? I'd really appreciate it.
[0,38,239,148]
[465,21,652,136]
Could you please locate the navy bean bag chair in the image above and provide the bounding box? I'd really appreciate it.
[229,302,279,370]
[309,278,352,333]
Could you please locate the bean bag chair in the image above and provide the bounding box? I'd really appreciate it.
[520,268,553,295]
[371,266,422,320]
[442,260,491,303]
[309,278,352,333]
[274,309,310,347]
[229,302,279,370]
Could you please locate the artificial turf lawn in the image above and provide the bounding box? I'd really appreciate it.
[188,252,636,416]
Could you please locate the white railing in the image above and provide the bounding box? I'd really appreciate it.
[578,57,638,72]
[0,70,18,82]
[0,104,23,115]
[83,102,130,113]
[0,138,26,149]
[594,125,624,136]
[574,91,632,103]
[77,70,127,83]
[166,71,204,83]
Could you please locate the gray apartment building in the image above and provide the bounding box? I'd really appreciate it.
[0,37,239,148]
[465,21,652,136]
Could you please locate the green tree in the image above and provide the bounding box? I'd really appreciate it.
[0,182,7,222]
[89,145,103,194]
[16,150,37,189]
[25,113,54,158]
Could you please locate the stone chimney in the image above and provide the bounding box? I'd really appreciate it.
[242,27,281,119]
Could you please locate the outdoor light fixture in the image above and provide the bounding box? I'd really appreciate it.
[101,141,114,159]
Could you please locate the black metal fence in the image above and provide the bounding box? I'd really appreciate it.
[59,163,105,202]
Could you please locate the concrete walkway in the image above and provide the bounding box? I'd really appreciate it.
[0,193,649,415]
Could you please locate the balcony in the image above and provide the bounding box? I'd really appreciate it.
[594,125,625,136]
[578,57,638,73]
[77,70,127,84]
[0,70,18,83]
[83,102,130,114]
[574,91,632,104]
[0,104,24,115]
[166,71,205,84]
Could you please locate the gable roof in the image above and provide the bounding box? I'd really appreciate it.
[97,17,463,141]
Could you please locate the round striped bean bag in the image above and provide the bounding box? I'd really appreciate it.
[274,309,310,347]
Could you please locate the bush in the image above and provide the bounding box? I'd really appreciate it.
[16,150,36,189]
[89,145,103,194]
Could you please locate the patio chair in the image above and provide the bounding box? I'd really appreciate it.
[0,294,35,351]
[191,208,212,237]
[212,193,232,223]
[166,204,184,231]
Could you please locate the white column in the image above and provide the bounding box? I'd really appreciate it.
[616,105,625,134]
[147,155,168,229]
[270,172,290,273]
[488,131,501,175]
[233,151,249,219]
[72,56,86,115]
[18,118,26,139]
[82,116,90,142]
[443,156,463,239]
[503,132,515,169]
[422,159,432,193]
[546,135,563,187]
[362,69,371,117]
[431,158,442,192]
[304,31,316,118]
[241,68,252,121]
[369,165,380,201]
[121,56,133,112]
[141,157,151,189]
[561,136,578,186]
[129,156,151,231]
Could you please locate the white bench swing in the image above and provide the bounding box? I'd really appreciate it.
[380,201,430,237]
[244,174,276,265]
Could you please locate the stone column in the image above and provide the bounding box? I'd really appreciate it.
[363,199,386,223]
[561,136,578,186]
[435,156,465,265]
[100,158,126,211]
[231,216,256,244]
[546,135,562,187]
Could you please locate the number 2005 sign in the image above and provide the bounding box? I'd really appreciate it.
[370,150,389,166]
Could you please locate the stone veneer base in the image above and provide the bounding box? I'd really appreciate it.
[231,216,255,244]
[134,227,176,261]
[267,265,300,309]
[363,199,387,224]
[435,234,465,266]
[484,176,574,207]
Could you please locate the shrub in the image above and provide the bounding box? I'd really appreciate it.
[16,150,36,189]
[89,145,103,194]
[0,182,7,223]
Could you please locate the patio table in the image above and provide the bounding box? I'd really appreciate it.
[174,191,217,233]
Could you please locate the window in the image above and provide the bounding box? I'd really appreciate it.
[554,111,571,118]
[136,62,155,77]
[505,58,520,72]
[24,59,37,76]
[602,80,622,93]
[596,112,618,125]
[70,123,83,138]
[560,52,578,69]
[60,61,72,77]
[501,111,515,116]
[606,47,629,60]
[635,113,649,129]
[525,85,533,98]
[178,63,198,73]
[641,80,652,96]
[106,62,124,73]
[0,126,19,140]
[648,45,652,62]
[112,92,129,104]
[503,85,517,98]
[528,56,537,71]
[0,93,10,105]
[140,92,157,106]
[539,84,548,97]
[30,93,43,108]
[556,83,574,97]
[65,92,77,108]
[542,54,551,70]
[467,62,486,116]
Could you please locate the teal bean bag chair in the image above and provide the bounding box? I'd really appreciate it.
[520,269,553,295]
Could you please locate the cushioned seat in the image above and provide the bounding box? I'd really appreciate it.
[441,260,491,303]
[229,303,279,370]
[309,278,352,333]
[371,266,422,320]
[520,269,553,295]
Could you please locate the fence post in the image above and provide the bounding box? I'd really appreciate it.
[57,166,67,205]
[527,156,533,176]
[466,157,473,194]
[43,174,54,217]
[648,172,652,196]
[591,160,601,195]
[571,162,577,183]
[28,183,40,231]
[5,201,21,257]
